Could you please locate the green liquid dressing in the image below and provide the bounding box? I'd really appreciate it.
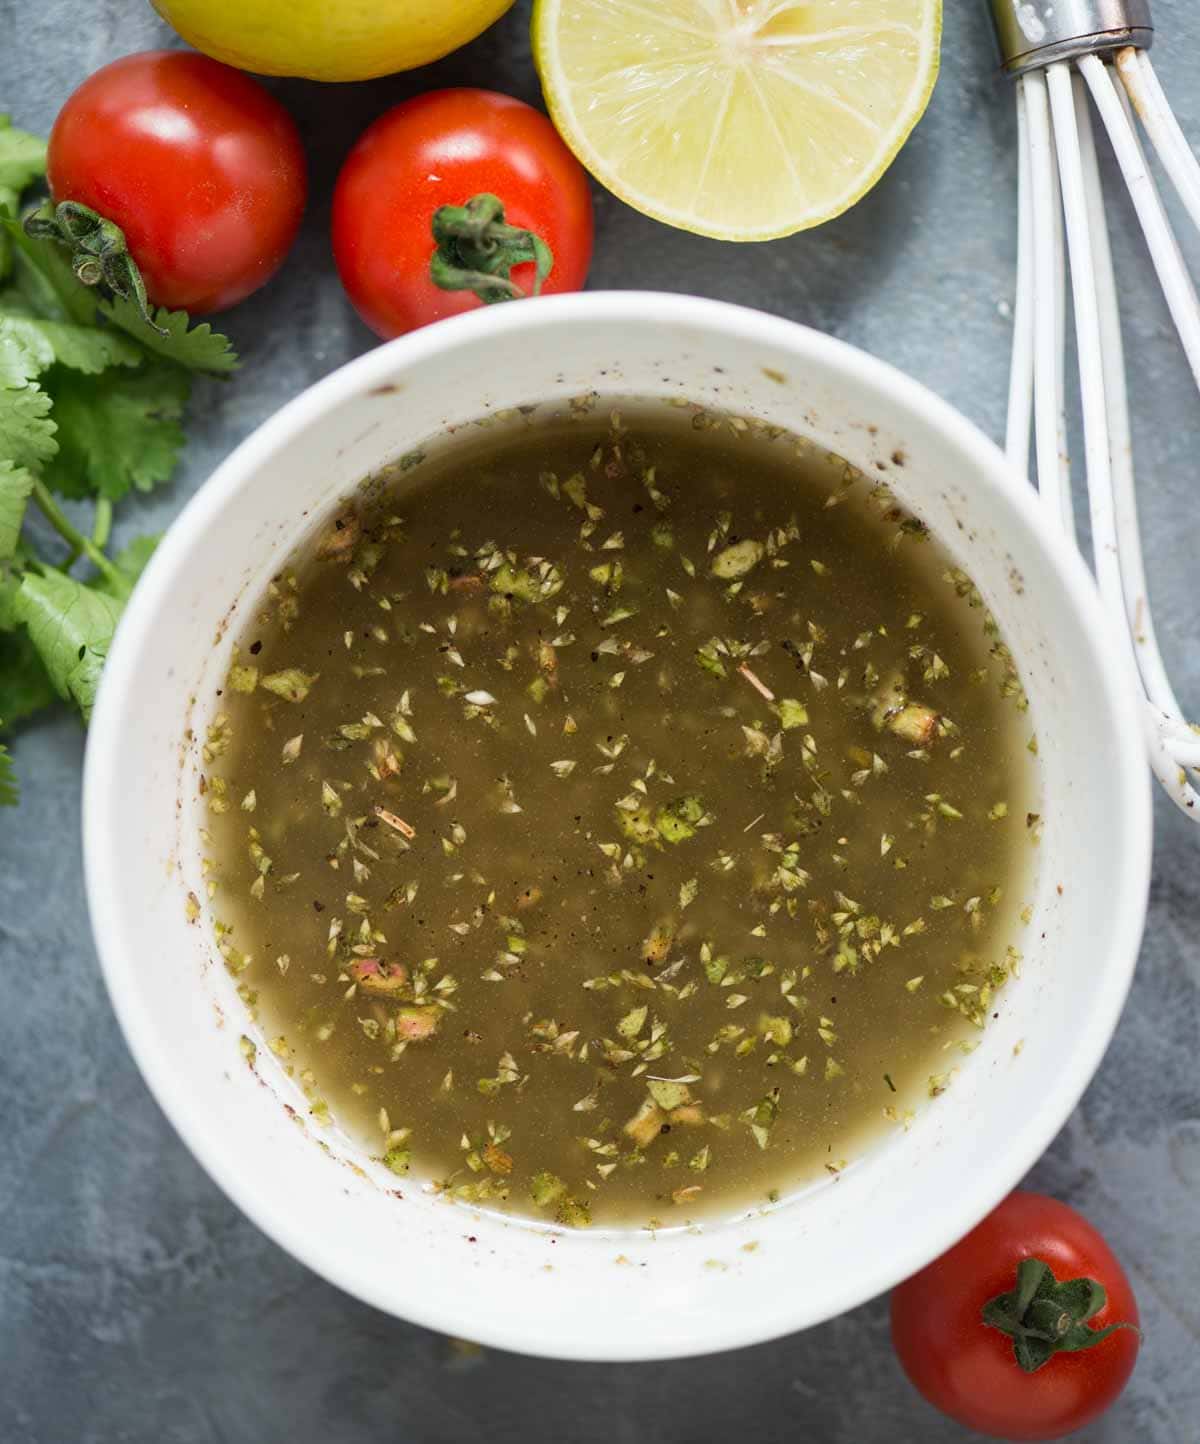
[202,401,1039,1230]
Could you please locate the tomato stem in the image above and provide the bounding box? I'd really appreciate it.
[981,1257,1140,1374]
[23,201,167,335]
[429,193,553,305]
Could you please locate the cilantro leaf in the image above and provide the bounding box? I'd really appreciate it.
[0,118,46,287]
[0,117,47,193]
[0,313,142,377]
[0,737,16,806]
[96,533,161,598]
[0,624,55,724]
[0,458,33,559]
[112,532,160,584]
[0,315,43,385]
[11,565,124,719]
[2,217,99,325]
[0,201,16,283]
[0,378,57,470]
[40,362,189,501]
[100,296,239,375]
[0,564,20,629]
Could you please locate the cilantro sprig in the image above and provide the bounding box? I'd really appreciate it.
[0,734,16,805]
[0,116,238,804]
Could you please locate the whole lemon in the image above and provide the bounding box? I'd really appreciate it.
[150,0,517,82]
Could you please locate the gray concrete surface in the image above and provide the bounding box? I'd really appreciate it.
[2,2,1198,1440]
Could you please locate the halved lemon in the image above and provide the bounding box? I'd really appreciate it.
[533,0,941,241]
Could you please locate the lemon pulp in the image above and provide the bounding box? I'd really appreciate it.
[533,0,941,240]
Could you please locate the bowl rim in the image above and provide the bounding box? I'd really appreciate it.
[83,291,1152,1359]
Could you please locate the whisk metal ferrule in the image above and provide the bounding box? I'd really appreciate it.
[990,0,1153,74]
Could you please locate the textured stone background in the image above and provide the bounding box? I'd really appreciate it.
[2,3,1198,1440]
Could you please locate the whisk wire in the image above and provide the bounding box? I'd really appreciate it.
[1008,43,1200,817]
[992,0,1200,817]
[1048,61,1106,549]
[1023,71,1075,537]
[1075,77,1150,676]
[1006,81,1036,474]
[1069,84,1200,800]
[1117,49,1200,232]
[1082,54,1200,392]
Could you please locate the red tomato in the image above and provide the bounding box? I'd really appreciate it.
[48,51,306,313]
[891,1191,1140,1441]
[332,89,593,339]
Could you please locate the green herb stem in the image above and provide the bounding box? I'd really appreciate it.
[92,497,112,551]
[30,481,129,596]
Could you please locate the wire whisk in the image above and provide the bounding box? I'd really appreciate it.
[990,0,1200,819]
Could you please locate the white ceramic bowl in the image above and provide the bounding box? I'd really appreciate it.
[84,293,1151,1361]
